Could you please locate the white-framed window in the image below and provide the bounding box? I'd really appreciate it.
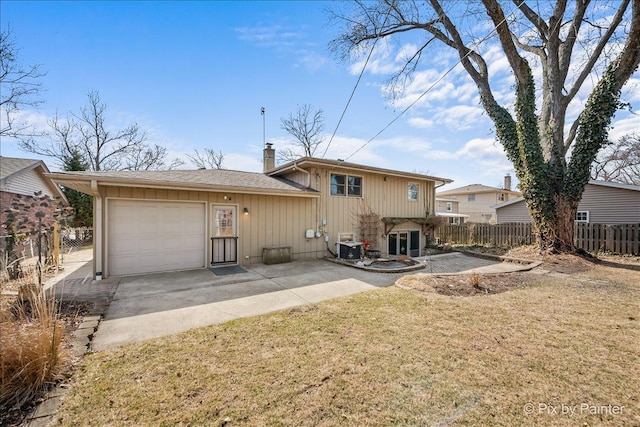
[468,194,476,201]
[446,202,452,212]
[575,211,590,223]
[408,183,418,201]
[498,193,506,201]
[331,173,362,197]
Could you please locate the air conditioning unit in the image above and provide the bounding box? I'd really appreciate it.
[336,241,363,259]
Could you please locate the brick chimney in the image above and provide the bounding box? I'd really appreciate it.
[263,143,275,173]
[504,174,512,191]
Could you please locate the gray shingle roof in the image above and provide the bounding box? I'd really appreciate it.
[50,169,317,194]
[0,156,44,181]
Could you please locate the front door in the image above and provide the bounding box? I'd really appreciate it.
[211,205,238,264]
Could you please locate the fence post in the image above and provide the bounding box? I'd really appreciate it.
[53,222,60,269]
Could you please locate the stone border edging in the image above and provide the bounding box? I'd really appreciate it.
[458,249,543,270]
[324,256,427,273]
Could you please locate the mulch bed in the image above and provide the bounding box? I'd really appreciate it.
[425,272,543,296]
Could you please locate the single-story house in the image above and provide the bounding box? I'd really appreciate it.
[1,156,69,263]
[47,144,452,278]
[493,180,640,224]
[436,175,520,224]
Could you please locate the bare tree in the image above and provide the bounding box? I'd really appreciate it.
[19,90,180,171]
[592,134,640,185]
[0,28,46,141]
[187,148,225,169]
[330,0,640,253]
[125,144,185,171]
[279,104,325,163]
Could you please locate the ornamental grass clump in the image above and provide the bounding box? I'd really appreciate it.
[0,274,70,416]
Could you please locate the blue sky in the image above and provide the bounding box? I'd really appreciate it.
[1,1,638,191]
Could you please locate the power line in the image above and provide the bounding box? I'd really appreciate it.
[342,2,524,163]
[322,7,392,159]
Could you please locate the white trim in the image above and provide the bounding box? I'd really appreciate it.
[387,229,421,257]
[408,182,419,202]
[104,197,208,277]
[575,210,590,223]
[435,212,470,218]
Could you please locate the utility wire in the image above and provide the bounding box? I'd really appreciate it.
[322,7,392,159]
[342,2,525,163]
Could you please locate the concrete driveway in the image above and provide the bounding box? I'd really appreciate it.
[83,253,529,351]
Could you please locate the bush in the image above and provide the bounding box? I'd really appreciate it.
[0,283,70,415]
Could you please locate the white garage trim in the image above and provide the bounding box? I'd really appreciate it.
[106,198,207,277]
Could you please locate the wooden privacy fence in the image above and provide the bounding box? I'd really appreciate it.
[435,223,639,255]
[436,223,534,247]
[574,223,639,255]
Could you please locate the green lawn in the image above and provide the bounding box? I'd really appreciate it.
[54,264,639,426]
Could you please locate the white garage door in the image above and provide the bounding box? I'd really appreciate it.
[108,200,206,276]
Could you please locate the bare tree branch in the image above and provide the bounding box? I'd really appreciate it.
[0,27,46,141]
[329,0,640,252]
[279,104,325,161]
[18,90,173,171]
[187,148,225,169]
[591,133,640,185]
[562,0,630,109]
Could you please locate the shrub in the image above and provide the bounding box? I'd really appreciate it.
[470,272,481,288]
[0,280,70,415]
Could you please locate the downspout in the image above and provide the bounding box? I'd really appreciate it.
[90,180,103,281]
[429,180,448,217]
[293,162,322,254]
[293,162,311,188]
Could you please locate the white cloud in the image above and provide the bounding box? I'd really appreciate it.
[407,117,434,129]
[235,25,302,47]
[294,49,331,72]
[224,153,263,173]
[609,116,640,141]
[456,138,504,159]
[235,24,329,73]
[431,105,486,130]
[348,39,399,76]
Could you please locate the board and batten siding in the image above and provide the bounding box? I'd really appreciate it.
[100,186,322,270]
[285,167,436,256]
[496,183,640,224]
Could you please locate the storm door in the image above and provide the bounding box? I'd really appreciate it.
[211,205,238,264]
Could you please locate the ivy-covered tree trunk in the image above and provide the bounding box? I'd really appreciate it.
[331,0,640,253]
[491,61,639,253]
[479,0,640,253]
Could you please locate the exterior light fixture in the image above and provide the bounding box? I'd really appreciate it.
[243,207,249,215]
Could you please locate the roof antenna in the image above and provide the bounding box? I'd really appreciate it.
[261,107,266,146]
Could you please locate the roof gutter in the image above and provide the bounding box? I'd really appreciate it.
[45,173,320,198]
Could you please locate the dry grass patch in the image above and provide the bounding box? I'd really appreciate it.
[55,265,639,426]
[0,286,71,421]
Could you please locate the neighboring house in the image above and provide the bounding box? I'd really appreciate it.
[494,180,640,224]
[1,156,68,260]
[436,175,520,224]
[1,156,68,231]
[47,144,452,278]
[435,197,469,224]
